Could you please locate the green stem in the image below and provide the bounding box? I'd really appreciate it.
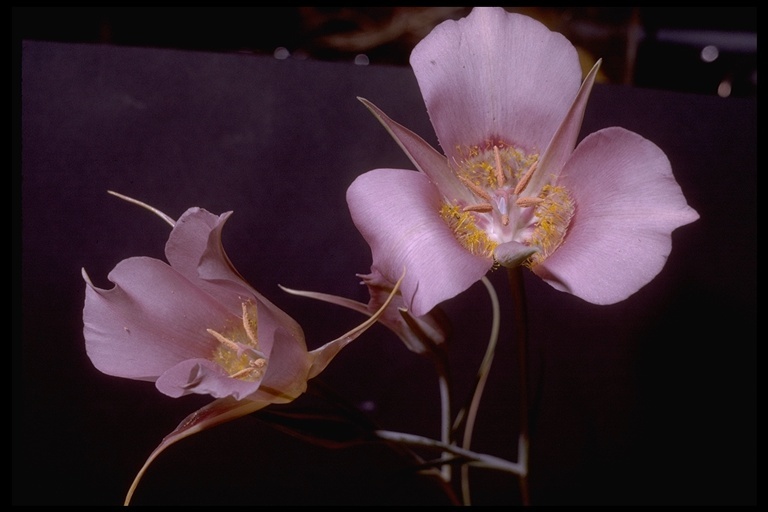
[376,430,525,475]
[508,267,531,506]
[458,276,501,504]
[438,369,452,483]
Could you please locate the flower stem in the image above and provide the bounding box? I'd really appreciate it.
[507,267,531,505]
[437,368,452,483]
[375,430,525,475]
[458,276,501,504]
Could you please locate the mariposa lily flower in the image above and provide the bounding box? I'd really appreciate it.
[82,201,402,503]
[348,7,699,317]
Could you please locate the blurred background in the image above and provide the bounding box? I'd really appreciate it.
[14,6,756,98]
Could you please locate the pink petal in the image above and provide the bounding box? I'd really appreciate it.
[165,208,252,314]
[347,168,492,317]
[533,127,700,304]
[82,258,234,380]
[155,358,264,400]
[255,325,311,401]
[410,7,582,160]
[165,207,308,358]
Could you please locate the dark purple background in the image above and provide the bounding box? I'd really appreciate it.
[17,41,755,505]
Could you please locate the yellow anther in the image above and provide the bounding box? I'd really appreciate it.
[241,302,258,345]
[207,328,240,352]
[514,160,538,196]
[458,175,493,202]
[463,203,494,213]
[516,196,544,208]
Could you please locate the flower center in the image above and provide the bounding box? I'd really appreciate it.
[440,142,574,266]
[207,302,267,381]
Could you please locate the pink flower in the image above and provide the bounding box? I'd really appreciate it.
[85,207,312,402]
[348,7,699,316]
[82,205,402,503]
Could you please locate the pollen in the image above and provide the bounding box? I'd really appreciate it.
[525,185,575,267]
[440,141,575,267]
[440,203,498,257]
[208,301,267,382]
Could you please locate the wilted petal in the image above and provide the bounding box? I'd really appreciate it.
[347,168,492,317]
[533,127,700,304]
[410,7,582,159]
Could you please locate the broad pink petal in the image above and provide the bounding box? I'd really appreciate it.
[165,207,308,357]
[347,168,492,317]
[165,208,252,315]
[533,127,700,304]
[410,7,582,160]
[83,258,234,380]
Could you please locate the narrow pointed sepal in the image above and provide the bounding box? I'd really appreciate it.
[523,59,602,195]
[124,397,270,505]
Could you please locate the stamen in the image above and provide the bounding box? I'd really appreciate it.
[463,203,494,213]
[494,146,505,187]
[513,160,538,196]
[241,302,258,345]
[228,358,266,379]
[229,367,256,379]
[458,175,493,202]
[207,328,240,352]
[516,196,544,208]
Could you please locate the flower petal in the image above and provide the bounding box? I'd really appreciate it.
[533,127,700,304]
[164,207,309,363]
[155,358,265,400]
[347,168,492,317]
[410,7,582,159]
[82,258,233,380]
[165,208,252,313]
